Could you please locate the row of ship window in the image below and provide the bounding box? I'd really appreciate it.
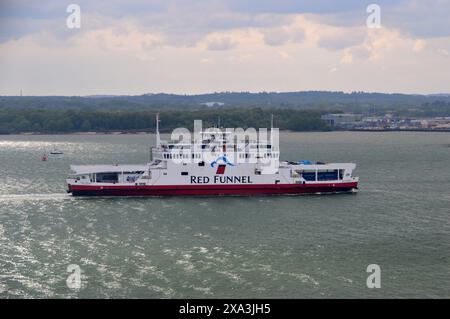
[299,170,344,181]
[163,144,273,149]
[162,153,279,159]
[163,153,201,159]
[239,153,279,158]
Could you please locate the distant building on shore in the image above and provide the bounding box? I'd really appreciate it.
[200,101,225,107]
[421,117,450,129]
[321,113,363,127]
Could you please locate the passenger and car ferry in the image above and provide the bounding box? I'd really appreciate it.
[66,116,358,196]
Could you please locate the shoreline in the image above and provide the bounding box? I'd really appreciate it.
[349,128,450,132]
[1,128,450,136]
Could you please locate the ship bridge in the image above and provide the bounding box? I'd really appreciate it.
[151,128,279,165]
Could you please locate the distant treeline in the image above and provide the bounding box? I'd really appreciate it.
[398,101,450,117]
[0,108,331,134]
[2,91,450,114]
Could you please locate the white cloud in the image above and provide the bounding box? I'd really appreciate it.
[204,34,238,51]
[200,57,214,64]
[72,24,164,53]
[316,26,366,50]
[340,50,353,64]
[412,39,426,52]
[261,22,306,46]
[278,51,292,60]
[437,48,449,57]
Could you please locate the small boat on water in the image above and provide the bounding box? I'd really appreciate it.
[50,149,63,155]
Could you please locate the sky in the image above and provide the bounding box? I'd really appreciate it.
[0,0,449,95]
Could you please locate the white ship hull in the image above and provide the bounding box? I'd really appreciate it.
[67,161,358,196]
[66,117,359,197]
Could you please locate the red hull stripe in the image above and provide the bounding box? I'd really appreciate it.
[68,182,358,196]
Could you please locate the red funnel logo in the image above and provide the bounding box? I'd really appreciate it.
[216,164,226,175]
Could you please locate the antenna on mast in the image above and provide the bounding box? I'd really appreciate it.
[156,113,161,147]
[270,114,274,145]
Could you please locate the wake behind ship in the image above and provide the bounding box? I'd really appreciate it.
[66,116,359,196]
